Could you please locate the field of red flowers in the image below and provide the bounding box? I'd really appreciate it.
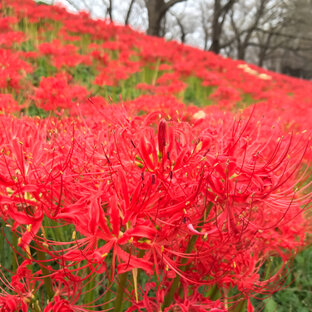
[1,0,312,311]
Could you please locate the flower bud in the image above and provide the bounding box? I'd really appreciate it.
[158,119,167,158]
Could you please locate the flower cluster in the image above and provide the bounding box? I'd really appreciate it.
[35,73,89,111]
[0,109,310,311]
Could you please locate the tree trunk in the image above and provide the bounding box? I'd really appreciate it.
[146,0,186,37]
[210,29,222,53]
[107,0,113,21]
[237,44,246,60]
[210,0,237,54]
[210,0,222,53]
[258,48,266,67]
[204,31,209,51]
[257,31,273,67]
[171,13,186,43]
[146,0,166,36]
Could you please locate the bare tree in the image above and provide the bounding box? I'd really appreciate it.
[251,21,291,68]
[64,0,81,11]
[210,0,237,54]
[162,3,198,45]
[63,0,114,21]
[229,0,268,60]
[145,0,187,37]
[255,28,278,67]
[197,0,237,53]
[105,0,113,21]
[125,0,136,25]
[199,1,211,50]
[248,0,312,76]
[170,12,186,43]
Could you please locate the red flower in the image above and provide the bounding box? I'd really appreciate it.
[35,73,89,111]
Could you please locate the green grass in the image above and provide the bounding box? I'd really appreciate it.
[251,246,312,311]
[183,76,215,106]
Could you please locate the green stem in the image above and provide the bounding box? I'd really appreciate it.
[114,272,128,312]
[152,58,161,86]
[84,269,95,307]
[264,257,273,280]
[12,233,18,273]
[163,202,214,308]
[103,285,111,309]
[163,275,181,308]
[232,299,247,312]
[163,234,198,308]
[36,249,54,300]
[206,284,220,300]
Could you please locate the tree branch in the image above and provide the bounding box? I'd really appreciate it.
[221,0,237,15]
[125,0,136,25]
[256,27,312,43]
[63,0,80,11]
[165,0,186,10]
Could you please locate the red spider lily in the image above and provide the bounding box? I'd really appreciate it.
[0,31,26,48]
[0,94,20,114]
[0,260,36,312]
[165,285,227,312]
[0,294,28,312]
[16,113,306,304]
[39,40,92,69]
[0,17,18,31]
[41,269,108,312]
[44,296,92,312]
[209,83,242,108]
[34,73,89,111]
[0,49,32,90]
[94,58,141,87]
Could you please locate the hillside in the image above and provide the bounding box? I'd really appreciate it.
[1,0,312,125]
[0,0,312,311]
